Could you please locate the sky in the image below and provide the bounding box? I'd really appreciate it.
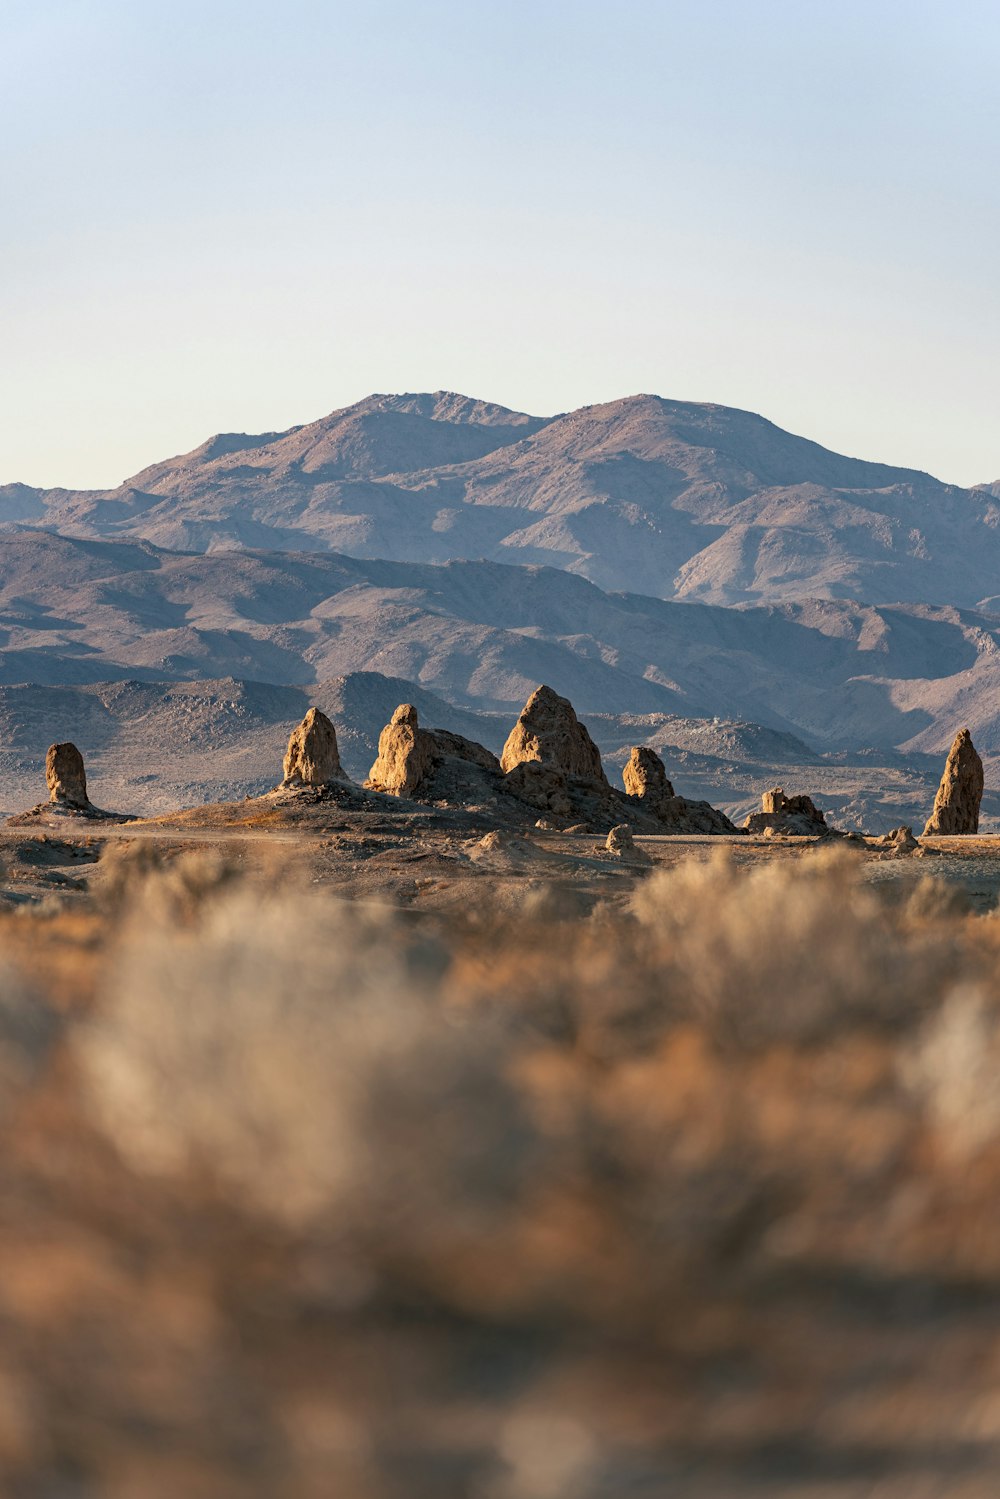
[2,0,998,489]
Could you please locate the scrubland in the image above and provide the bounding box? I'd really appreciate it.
[4,842,1000,1495]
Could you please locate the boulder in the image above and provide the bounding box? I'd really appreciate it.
[605,824,651,864]
[501,685,608,786]
[282,708,343,788]
[366,704,437,798]
[623,745,675,801]
[744,787,828,837]
[923,729,984,836]
[46,743,90,809]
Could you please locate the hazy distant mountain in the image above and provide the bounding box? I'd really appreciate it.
[3,528,1000,763]
[4,392,996,606]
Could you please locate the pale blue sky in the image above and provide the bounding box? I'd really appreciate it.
[3,0,998,488]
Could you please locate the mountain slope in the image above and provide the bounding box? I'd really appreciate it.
[2,528,1000,758]
[4,392,996,606]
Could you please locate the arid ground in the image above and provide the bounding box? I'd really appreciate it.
[4,795,1000,1498]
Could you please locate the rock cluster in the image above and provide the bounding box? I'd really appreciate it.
[922,728,983,836]
[282,708,343,788]
[874,825,923,858]
[744,787,828,837]
[46,743,91,810]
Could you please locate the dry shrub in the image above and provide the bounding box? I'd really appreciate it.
[628,845,959,1045]
[77,884,531,1234]
[33,846,1000,1496]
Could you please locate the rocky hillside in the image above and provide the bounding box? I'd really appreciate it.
[4,391,996,606]
[2,529,1000,761]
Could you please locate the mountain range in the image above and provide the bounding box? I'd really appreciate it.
[0,391,997,827]
[5,391,998,607]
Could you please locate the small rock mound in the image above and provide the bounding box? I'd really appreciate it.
[922,729,984,836]
[46,742,90,809]
[744,787,829,837]
[501,685,608,785]
[282,708,343,788]
[605,824,651,864]
[623,746,675,801]
[874,825,923,858]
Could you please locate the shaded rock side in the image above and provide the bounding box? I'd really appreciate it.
[282,707,343,787]
[46,743,90,809]
[922,728,984,836]
[744,787,829,837]
[501,685,609,786]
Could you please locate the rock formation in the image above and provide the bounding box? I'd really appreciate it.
[923,728,984,836]
[744,787,829,837]
[366,704,437,798]
[501,685,608,785]
[281,708,343,788]
[366,705,502,800]
[46,743,90,809]
[621,743,737,835]
[622,746,675,802]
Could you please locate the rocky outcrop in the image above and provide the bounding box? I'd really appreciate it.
[282,708,343,788]
[366,704,437,798]
[622,746,675,802]
[366,705,503,801]
[500,685,624,825]
[922,729,984,836]
[6,740,133,825]
[501,685,608,785]
[744,787,829,837]
[621,744,737,835]
[46,743,90,809]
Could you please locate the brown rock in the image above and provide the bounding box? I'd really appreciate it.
[46,743,90,809]
[501,685,608,786]
[623,746,675,801]
[503,761,573,820]
[875,825,922,857]
[923,729,984,836]
[605,824,651,864]
[621,743,736,834]
[745,787,828,836]
[282,708,343,787]
[366,704,437,798]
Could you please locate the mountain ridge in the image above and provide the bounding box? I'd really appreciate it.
[2,526,1000,761]
[4,391,993,606]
